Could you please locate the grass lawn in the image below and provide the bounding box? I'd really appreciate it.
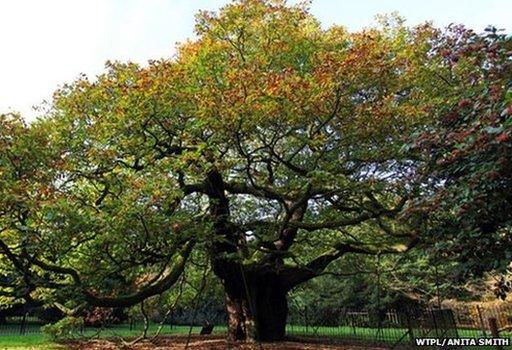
[0,324,510,349]
[0,334,63,350]
[0,324,224,349]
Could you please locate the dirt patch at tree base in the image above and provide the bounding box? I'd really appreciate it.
[65,335,386,350]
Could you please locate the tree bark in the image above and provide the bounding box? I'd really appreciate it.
[250,276,288,341]
[225,288,252,342]
[222,268,288,342]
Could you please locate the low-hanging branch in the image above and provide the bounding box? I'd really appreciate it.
[31,240,195,308]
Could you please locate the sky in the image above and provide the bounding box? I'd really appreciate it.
[0,0,510,120]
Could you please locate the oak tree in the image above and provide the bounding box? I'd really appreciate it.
[1,0,492,342]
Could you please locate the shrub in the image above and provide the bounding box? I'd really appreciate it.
[41,316,83,341]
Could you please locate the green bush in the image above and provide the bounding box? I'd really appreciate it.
[41,316,83,341]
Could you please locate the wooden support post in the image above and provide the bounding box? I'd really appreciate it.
[488,317,503,350]
[476,305,487,337]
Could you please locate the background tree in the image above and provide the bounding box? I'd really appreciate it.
[412,26,512,297]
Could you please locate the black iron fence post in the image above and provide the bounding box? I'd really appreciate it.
[431,309,440,338]
[406,310,415,347]
[304,306,308,334]
[19,313,27,335]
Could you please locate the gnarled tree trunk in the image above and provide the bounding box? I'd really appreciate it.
[222,269,289,342]
[204,168,314,342]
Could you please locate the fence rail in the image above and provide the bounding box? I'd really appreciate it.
[1,304,511,348]
[0,316,45,335]
[286,304,512,348]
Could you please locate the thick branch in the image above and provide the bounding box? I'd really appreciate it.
[0,239,27,274]
[33,241,194,308]
[273,200,307,251]
[289,197,406,232]
[84,241,194,307]
[224,181,287,203]
[282,235,419,290]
